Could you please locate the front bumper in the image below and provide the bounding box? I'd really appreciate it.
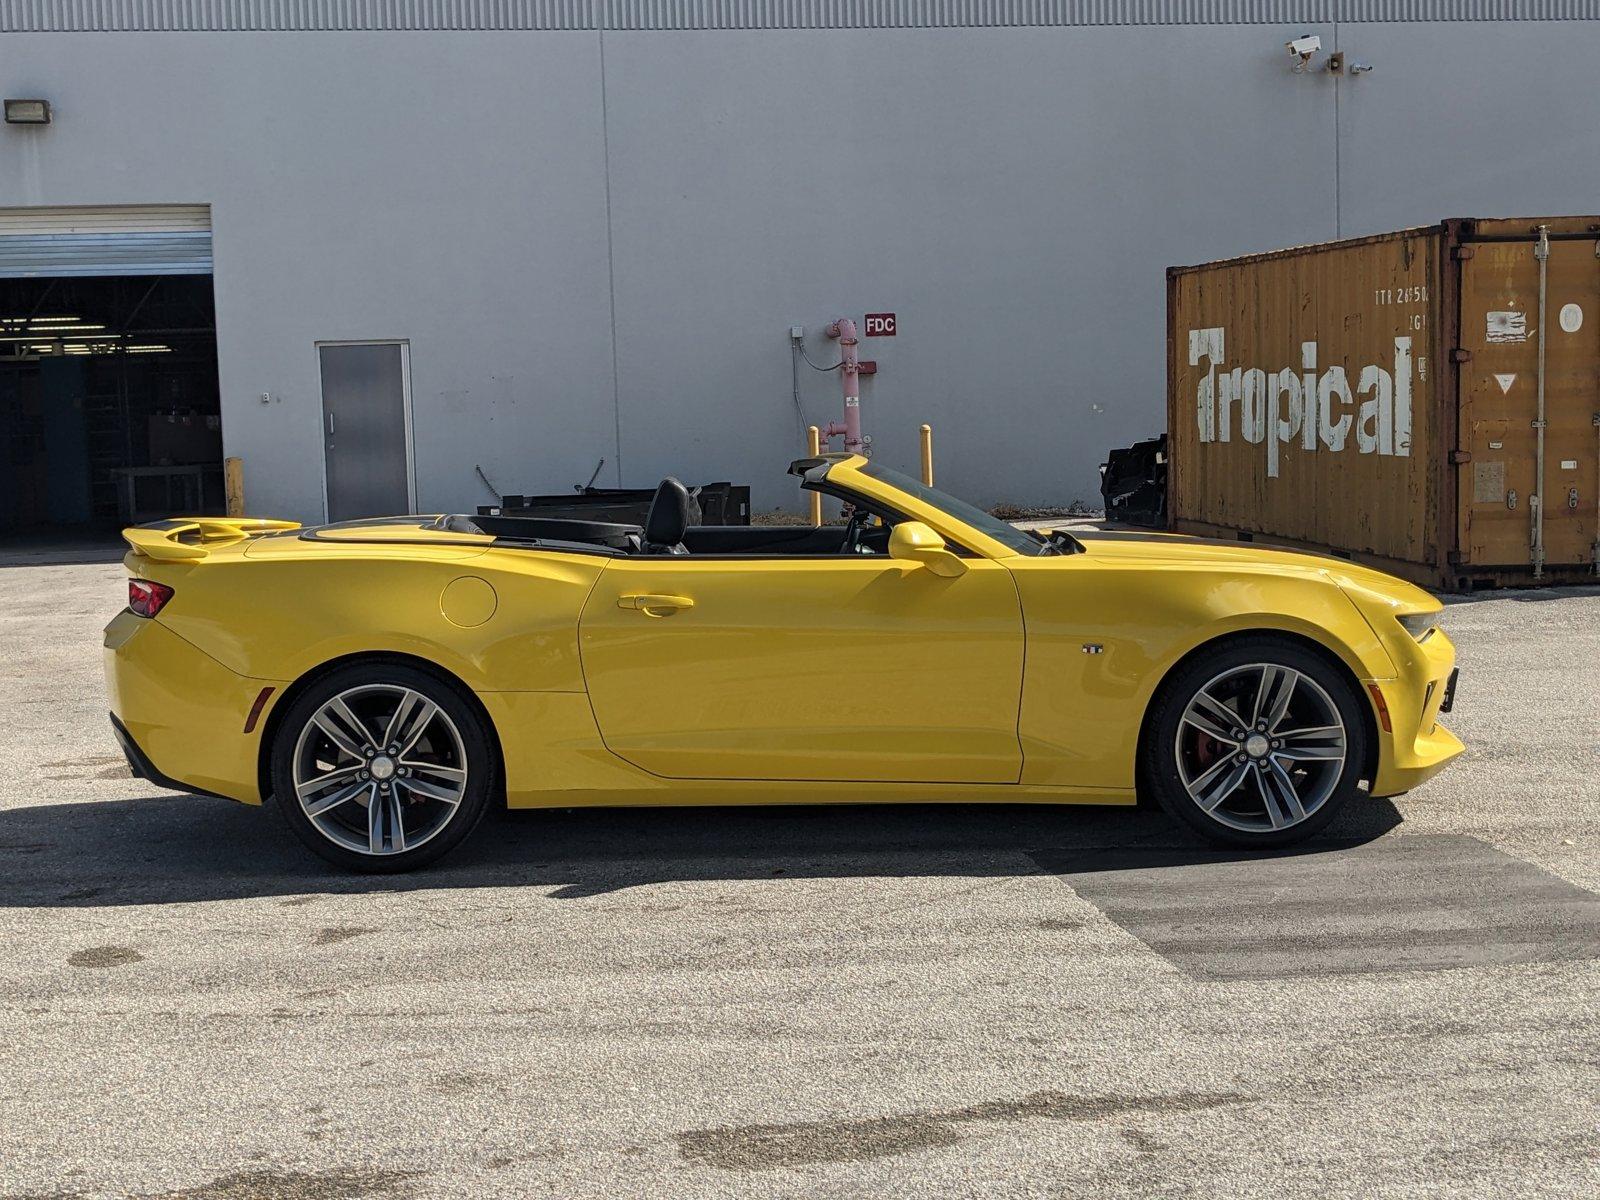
[104,610,284,804]
[1438,667,1459,713]
[1367,630,1464,798]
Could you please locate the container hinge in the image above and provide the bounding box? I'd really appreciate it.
[1449,450,1472,464]
[1452,245,1476,261]
[1450,348,1472,363]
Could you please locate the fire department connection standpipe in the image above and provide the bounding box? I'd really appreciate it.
[820,318,867,456]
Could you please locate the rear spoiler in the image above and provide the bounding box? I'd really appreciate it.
[122,517,302,562]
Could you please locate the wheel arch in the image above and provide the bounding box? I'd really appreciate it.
[256,651,506,807]
[1135,628,1381,794]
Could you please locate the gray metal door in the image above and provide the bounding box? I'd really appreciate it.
[320,342,412,522]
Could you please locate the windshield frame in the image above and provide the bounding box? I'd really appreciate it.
[791,455,1065,558]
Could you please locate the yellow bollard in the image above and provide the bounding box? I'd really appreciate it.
[919,424,934,487]
[224,456,245,517]
[806,426,822,525]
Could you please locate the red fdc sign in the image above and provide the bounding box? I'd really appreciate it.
[863,313,897,337]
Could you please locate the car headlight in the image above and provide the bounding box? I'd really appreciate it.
[1397,612,1439,641]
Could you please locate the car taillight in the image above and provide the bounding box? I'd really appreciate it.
[128,579,174,618]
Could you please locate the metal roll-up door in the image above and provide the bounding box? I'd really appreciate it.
[0,205,212,277]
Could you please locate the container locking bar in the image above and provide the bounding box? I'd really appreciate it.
[1532,226,1550,580]
[1593,412,1600,575]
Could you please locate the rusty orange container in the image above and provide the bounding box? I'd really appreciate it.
[1167,217,1600,590]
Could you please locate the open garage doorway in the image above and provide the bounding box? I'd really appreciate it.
[0,206,222,547]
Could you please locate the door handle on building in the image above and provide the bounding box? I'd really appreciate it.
[618,594,694,617]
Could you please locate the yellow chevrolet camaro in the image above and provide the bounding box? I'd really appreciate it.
[104,454,1462,871]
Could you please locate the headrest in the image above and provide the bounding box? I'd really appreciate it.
[645,477,695,547]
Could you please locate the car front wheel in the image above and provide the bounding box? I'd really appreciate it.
[270,663,495,872]
[1142,637,1368,847]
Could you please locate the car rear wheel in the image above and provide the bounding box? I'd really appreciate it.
[1141,637,1368,848]
[270,663,494,872]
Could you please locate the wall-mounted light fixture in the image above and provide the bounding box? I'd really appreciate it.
[4,99,52,125]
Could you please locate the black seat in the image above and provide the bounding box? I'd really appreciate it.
[644,477,698,554]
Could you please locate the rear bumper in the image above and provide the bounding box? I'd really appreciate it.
[110,712,225,799]
[104,610,283,804]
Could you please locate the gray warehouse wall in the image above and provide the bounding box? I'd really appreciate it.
[2,33,617,522]
[604,24,1339,509]
[3,14,1599,520]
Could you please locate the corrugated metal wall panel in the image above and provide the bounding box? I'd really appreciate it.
[0,233,214,276]
[0,207,213,277]
[599,2,1335,28]
[4,0,1597,31]
[1341,2,1594,18]
[1168,229,1444,568]
[0,205,211,235]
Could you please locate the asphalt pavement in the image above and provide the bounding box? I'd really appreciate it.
[1,560,1597,1199]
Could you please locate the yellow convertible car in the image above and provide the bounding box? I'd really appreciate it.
[104,454,1462,871]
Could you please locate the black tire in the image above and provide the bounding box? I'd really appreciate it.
[270,662,496,872]
[1139,636,1368,848]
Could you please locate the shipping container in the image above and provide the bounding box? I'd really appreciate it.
[1167,217,1600,590]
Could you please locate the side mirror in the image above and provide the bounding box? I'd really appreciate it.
[888,521,967,577]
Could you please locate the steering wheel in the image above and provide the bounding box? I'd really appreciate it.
[840,507,885,555]
[839,507,862,554]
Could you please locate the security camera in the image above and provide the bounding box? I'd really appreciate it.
[1286,34,1322,71]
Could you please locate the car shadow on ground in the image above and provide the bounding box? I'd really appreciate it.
[0,791,1403,907]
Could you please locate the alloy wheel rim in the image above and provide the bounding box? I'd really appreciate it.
[1174,663,1347,833]
[291,684,468,856]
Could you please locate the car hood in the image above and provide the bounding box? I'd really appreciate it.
[1070,531,1438,606]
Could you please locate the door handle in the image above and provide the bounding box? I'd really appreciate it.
[618,593,695,617]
